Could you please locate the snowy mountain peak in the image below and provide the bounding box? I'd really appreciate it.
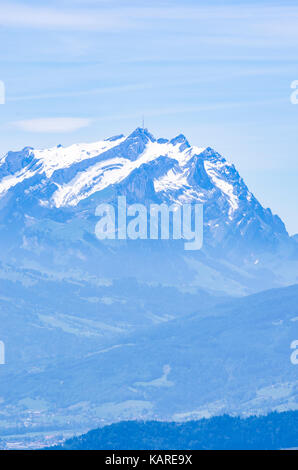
[128,127,155,143]
[0,128,290,255]
[170,134,190,151]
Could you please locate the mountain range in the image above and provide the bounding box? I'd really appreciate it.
[0,127,297,294]
[0,128,297,449]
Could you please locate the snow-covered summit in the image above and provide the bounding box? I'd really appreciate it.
[0,128,230,208]
[0,128,290,255]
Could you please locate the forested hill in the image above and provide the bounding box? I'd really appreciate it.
[49,410,298,450]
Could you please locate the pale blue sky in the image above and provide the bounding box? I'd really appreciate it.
[0,0,298,233]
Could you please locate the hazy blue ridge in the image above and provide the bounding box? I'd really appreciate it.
[48,410,298,450]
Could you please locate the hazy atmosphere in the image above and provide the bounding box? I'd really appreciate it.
[0,0,298,452]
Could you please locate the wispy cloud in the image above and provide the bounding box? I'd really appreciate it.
[10,98,285,134]
[1,1,298,43]
[8,83,153,102]
[11,118,92,133]
[0,2,130,32]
